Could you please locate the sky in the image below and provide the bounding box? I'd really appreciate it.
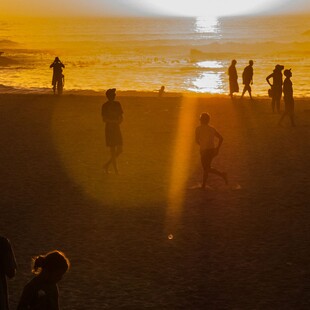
[0,0,309,17]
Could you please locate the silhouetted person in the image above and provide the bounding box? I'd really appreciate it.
[228,59,239,99]
[266,64,284,113]
[102,88,123,174]
[158,85,165,97]
[17,250,70,310]
[0,236,17,310]
[195,113,228,189]
[279,69,295,127]
[50,57,65,95]
[240,60,254,100]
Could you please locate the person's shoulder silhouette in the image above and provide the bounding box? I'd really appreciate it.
[0,235,17,310]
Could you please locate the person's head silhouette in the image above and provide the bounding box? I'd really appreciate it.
[106,88,116,101]
[200,112,210,125]
[32,250,70,284]
[284,69,292,78]
[275,64,284,71]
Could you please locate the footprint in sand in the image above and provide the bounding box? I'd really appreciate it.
[188,184,216,191]
[230,183,242,190]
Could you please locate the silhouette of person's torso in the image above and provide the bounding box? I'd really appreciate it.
[242,65,253,84]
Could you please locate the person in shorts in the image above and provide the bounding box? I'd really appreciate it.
[101,88,123,174]
[195,113,228,189]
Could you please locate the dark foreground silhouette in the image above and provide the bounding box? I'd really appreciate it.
[0,236,17,310]
[17,251,69,310]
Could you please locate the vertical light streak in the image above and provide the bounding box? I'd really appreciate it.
[165,97,198,237]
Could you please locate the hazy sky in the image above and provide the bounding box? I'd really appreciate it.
[1,0,309,17]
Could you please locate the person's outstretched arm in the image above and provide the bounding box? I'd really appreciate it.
[266,73,273,87]
[3,238,17,279]
[214,130,223,155]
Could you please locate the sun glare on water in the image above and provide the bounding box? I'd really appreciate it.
[131,0,285,16]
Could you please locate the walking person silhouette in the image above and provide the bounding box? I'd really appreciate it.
[240,60,254,100]
[228,59,239,100]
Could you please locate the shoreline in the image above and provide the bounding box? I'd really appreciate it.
[0,85,310,100]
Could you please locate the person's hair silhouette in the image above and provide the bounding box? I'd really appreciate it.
[17,250,69,310]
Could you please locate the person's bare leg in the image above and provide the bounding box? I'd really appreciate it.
[276,99,281,113]
[241,87,246,98]
[278,111,286,125]
[209,168,228,184]
[290,114,296,127]
[271,98,276,113]
[202,169,208,189]
[104,147,115,173]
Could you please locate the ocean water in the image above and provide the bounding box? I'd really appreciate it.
[0,15,309,96]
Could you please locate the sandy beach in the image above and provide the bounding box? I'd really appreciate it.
[1,92,310,309]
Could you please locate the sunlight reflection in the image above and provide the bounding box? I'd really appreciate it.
[195,16,219,33]
[165,97,198,235]
[189,72,225,93]
[196,60,222,69]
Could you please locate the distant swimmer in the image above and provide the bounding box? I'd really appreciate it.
[101,88,123,174]
[279,69,295,127]
[50,57,65,95]
[158,85,165,97]
[228,59,239,100]
[195,112,228,189]
[266,64,284,113]
[240,60,254,100]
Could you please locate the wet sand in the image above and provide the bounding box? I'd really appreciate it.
[1,93,309,309]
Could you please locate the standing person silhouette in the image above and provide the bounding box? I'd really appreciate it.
[158,85,165,97]
[266,64,284,113]
[195,113,228,189]
[50,57,65,95]
[240,60,254,100]
[0,236,17,310]
[102,88,123,174]
[279,69,295,127]
[17,250,69,310]
[228,59,239,100]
